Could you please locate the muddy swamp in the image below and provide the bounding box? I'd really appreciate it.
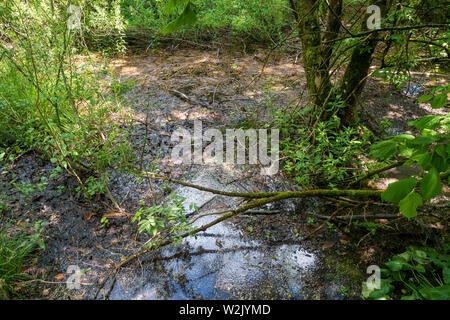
[0,0,449,302]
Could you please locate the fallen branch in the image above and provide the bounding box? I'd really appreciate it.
[314,213,401,220]
[94,173,383,299]
[138,170,383,200]
[167,88,211,109]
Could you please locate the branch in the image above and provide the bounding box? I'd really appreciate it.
[138,170,383,200]
[348,160,406,187]
[324,24,450,43]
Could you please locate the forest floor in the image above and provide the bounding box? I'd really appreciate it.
[1,44,448,299]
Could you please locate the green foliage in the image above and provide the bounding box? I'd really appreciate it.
[0,221,46,299]
[161,1,197,35]
[381,177,418,203]
[363,246,450,300]
[76,176,107,199]
[77,0,127,54]
[369,85,449,218]
[0,0,133,201]
[132,194,196,246]
[100,217,110,228]
[121,0,291,42]
[275,97,374,189]
[353,221,381,236]
[373,68,412,89]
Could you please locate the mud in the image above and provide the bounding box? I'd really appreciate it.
[0,46,447,300]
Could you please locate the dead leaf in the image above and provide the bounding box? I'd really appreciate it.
[322,240,335,250]
[55,274,65,280]
[86,212,96,221]
[103,211,128,218]
[429,222,443,230]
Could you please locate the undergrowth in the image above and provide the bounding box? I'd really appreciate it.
[271,97,376,189]
[0,221,46,299]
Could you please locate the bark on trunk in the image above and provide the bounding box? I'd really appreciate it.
[295,0,391,125]
[296,0,331,109]
[339,0,390,126]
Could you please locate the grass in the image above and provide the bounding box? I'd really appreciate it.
[0,221,46,299]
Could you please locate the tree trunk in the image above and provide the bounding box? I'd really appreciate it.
[339,0,390,126]
[295,0,331,109]
[294,0,391,126]
[322,0,343,73]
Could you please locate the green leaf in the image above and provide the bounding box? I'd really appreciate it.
[430,92,448,109]
[364,278,394,299]
[399,191,423,219]
[162,2,197,35]
[369,139,398,160]
[440,114,450,131]
[430,151,447,173]
[382,178,418,203]
[410,136,435,146]
[411,152,432,170]
[393,134,415,142]
[417,94,433,103]
[398,145,415,157]
[409,115,443,130]
[409,248,430,264]
[385,260,410,271]
[435,144,447,159]
[163,0,189,14]
[443,267,450,285]
[420,168,443,201]
[419,285,450,300]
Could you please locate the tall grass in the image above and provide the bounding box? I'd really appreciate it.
[0,221,46,299]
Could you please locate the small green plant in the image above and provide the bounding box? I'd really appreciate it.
[0,220,46,299]
[306,217,315,225]
[132,194,195,246]
[353,221,381,236]
[363,246,450,300]
[11,181,36,196]
[100,217,110,228]
[373,67,412,88]
[379,119,392,133]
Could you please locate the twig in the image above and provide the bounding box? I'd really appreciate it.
[348,160,406,187]
[302,208,342,241]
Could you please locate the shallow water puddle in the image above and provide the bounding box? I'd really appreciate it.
[108,169,319,299]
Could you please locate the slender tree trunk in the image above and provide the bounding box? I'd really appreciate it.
[339,0,390,125]
[295,0,331,109]
[322,0,343,73]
